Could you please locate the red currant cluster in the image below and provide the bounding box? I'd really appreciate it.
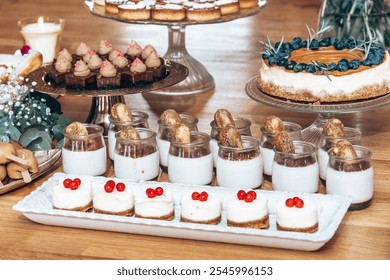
[285,196,304,208]
[63,178,81,190]
[104,180,126,193]
[191,191,209,202]
[146,187,164,198]
[237,190,257,203]
[21,45,31,55]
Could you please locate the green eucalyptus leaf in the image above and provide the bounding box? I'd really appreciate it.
[52,124,67,141]
[19,128,42,147]
[8,126,21,141]
[57,138,64,149]
[26,137,52,151]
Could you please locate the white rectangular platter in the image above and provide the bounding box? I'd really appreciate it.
[13,172,351,251]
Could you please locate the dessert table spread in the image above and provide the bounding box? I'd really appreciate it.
[1,0,389,260]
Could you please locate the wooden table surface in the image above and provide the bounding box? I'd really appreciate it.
[1,0,389,260]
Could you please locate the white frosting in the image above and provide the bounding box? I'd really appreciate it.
[216,155,263,189]
[154,4,184,10]
[119,2,149,9]
[114,151,159,181]
[272,162,319,193]
[180,192,222,222]
[259,52,390,98]
[226,193,268,223]
[92,181,134,213]
[276,199,318,229]
[62,147,107,176]
[52,179,92,210]
[168,153,213,185]
[134,191,174,218]
[215,0,238,5]
[326,167,374,203]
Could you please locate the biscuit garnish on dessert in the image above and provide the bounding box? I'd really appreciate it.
[160,109,182,126]
[171,123,191,144]
[214,108,235,128]
[117,126,141,140]
[218,125,243,148]
[263,115,284,133]
[323,118,346,138]
[111,103,132,121]
[332,140,357,158]
[275,130,295,153]
[65,122,88,135]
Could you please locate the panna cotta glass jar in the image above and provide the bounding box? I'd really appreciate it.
[216,136,263,189]
[272,141,319,193]
[114,128,159,181]
[108,110,149,160]
[260,121,302,178]
[326,145,374,210]
[168,131,213,185]
[62,124,107,176]
[157,114,198,172]
[210,117,252,167]
[318,127,361,181]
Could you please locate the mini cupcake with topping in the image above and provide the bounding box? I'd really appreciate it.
[49,55,72,84]
[145,51,166,80]
[98,40,113,60]
[65,60,97,89]
[112,53,129,73]
[57,48,73,63]
[122,58,152,85]
[83,49,97,64]
[141,44,157,60]
[97,60,121,89]
[87,53,103,72]
[74,42,91,61]
[108,49,124,62]
[125,40,142,62]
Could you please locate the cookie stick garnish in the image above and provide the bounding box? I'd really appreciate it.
[275,131,295,153]
[214,108,235,128]
[332,140,357,158]
[65,122,88,135]
[171,123,191,144]
[218,125,243,148]
[111,103,132,121]
[160,109,182,126]
[323,118,346,138]
[263,115,284,133]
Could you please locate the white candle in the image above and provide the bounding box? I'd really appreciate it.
[20,17,62,64]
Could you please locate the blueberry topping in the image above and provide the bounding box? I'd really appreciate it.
[310,39,320,50]
[293,63,304,72]
[328,62,337,71]
[268,56,279,66]
[262,53,270,60]
[319,37,331,47]
[305,64,316,73]
[337,61,349,72]
[285,60,297,70]
[348,60,361,70]
[278,58,288,67]
[299,40,308,48]
[292,37,302,44]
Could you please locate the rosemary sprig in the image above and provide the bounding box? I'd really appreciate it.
[311,60,332,81]
[259,36,284,55]
[306,24,333,50]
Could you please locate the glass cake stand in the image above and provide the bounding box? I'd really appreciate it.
[245,76,390,145]
[25,61,188,135]
[84,0,267,95]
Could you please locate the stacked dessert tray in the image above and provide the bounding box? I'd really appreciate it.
[13,172,351,251]
[245,77,390,145]
[25,61,188,135]
[83,0,268,95]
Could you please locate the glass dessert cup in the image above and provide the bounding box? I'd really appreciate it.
[114,128,159,181]
[326,145,374,211]
[272,141,319,193]
[157,114,198,173]
[210,117,252,168]
[108,110,149,160]
[167,131,213,185]
[216,136,263,189]
[62,123,107,176]
[318,127,361,182]
[260,121,302,180]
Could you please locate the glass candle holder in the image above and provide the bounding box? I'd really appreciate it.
[209,117,252,167]
[157,114,198,172]
[18,16,65,64]
[260,121,302,178]
[62,124,107,176]
[326,145,374,210]
[216,136,262,189]
[272,141,319,193]
[168,131,213,185]
[108,110,149,160]
[114,128,159,181]
[318,127,361,181]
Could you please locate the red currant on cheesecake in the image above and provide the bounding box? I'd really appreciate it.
[134,186,174,220]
